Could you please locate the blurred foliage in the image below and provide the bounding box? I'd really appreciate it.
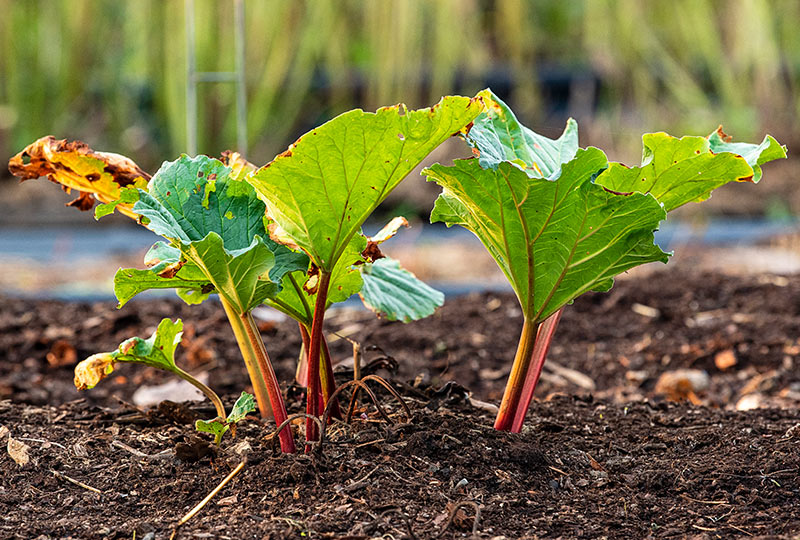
[1,0,798,172]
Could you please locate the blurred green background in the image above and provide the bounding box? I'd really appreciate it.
[1,0,798,212]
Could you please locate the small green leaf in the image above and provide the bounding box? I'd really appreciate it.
[466,89,579,179]
[227,392,256,424]
[595,131,787,212]
[426,150,668,322]
[195,418,228,440]
[360,257,444,322]
[248,95,482,273]
[114,267,212,308]
[195,391,255,443]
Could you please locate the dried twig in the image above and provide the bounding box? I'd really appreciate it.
[50,470,103,495]
[170,459,246,539]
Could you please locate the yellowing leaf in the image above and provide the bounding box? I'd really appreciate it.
[8,136,150,218]
[73,352,115,391]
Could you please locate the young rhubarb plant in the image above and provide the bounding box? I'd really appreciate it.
[74,318,254,445]
[247,95,482,445]
[426,89,786,433]
[196,391,257,445]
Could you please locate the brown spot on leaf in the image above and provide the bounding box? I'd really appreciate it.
[603,187,633,196]
[714,126,732,142]
[66,191,96,211]
[361,241,385,262]
[157,260,185,279]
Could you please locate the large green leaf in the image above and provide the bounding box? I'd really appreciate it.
[74,318,185,390]
[595,131,787,212]
[425,149,668,322]
[360,257,444,322]
[248,95,482,272]
[127,155,307,312]
[465,89,578,179]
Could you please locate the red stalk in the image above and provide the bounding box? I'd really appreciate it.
[493,308,563,433]
[320,336,342,419]
[304,270,331,449]
[493,318,536,431]
[298,321,342,419]
[296,323,310,387]
[510,309,563,432]
[241,312,297,453]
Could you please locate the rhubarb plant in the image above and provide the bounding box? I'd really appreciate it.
[247,95,482,443]
[74,318,254,445]
[10,122,450,451]
[426,89,787,432]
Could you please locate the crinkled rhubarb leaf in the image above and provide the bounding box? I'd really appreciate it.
[360,257,444,322]
[128,155,307,312]
[595,130,787,212]
[426,149,668,322]
[464,89,578,179]
[74,318,184,390]
[248,95,482,272]
[8,136,149,218]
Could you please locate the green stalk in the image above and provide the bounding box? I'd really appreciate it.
[304,270,331,449]
[173,366,226,421]
[220,297,296,453]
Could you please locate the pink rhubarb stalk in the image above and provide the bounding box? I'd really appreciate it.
[494,309,563,432]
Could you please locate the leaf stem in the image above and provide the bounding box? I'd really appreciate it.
[494,317,537,432]
[320,335,342,419]
[510,309,563,432]
[298,323,341,419]
[494,310,563,432]
[296,322,310,386]
[174,367,226,421]
[220,298,296,453]
[305,270,331,449]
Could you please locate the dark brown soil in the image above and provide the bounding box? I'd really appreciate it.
[2,269,800,538]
